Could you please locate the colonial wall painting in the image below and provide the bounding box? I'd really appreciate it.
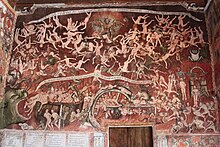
[205,0,219,45]
[214,0,220,22]
[167,134,220,147]
[0,6,217,137]
[0,0,15,97]
[214,24,220,94]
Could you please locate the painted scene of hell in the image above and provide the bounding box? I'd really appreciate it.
[0,7,217,134]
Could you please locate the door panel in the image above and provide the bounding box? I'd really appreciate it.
[109,127,128,147]
[109,127,153,147]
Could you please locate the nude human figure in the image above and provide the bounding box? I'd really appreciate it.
[183,102,192,121]
[134,60,148,79]
[128,42,144,62]
[24,58,38,74]
[92,40,104,64]
[156,15,176,32]
[119,57,133,73]
[188,28,198,47]
[23,22,36,35]
[198,102,215,120]
[53,16,63,28]
[141,19,154,38]
[58,55,75,68]
[14,28,24,49]
[176,15,189,31]
[154,50,180,69]
[62,30,83,50]
[44,109,52,130]
[158,75,168,89]
[99,50,111,67]
[115,36,130,58]
[125,26,139,42]
[155,15,169,26]
[46,30,62,50]
[36,21,53,47]
[40,59,50,71]
[179,78,187,100]
[66,18,80,31]
[54,62,66,77]
[132,14,148,25]
[152,31,162,47]
[190,116,205,131]
[191,85,200,107]
[106,46,119,62]
[51,110,60,129]
[194,26,205,45]
[71,35,86,56]
[75,56,90,72]
[80,12,92,30]
[18,58,27,74]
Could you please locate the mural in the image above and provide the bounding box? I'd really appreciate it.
[206,0,219,44]
[214,0,220,23]
[157,134,220,147]
[214,23,220,128]
[0,0,15,97]
[1,6,217,135]
[168,135,220,147]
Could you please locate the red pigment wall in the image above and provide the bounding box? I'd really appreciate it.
[0,0,15,98]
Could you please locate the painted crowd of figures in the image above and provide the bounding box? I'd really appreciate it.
[0,1,15,96]
[1,9,216,133]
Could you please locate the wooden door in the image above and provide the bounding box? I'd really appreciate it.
[109,127,153,147]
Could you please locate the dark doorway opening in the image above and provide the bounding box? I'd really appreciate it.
[109,126,153,147]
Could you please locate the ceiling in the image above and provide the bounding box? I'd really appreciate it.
[8,0,208,10]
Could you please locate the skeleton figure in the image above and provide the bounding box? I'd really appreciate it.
[188,49,203,61]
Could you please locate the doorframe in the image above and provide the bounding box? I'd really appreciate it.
[108,123,155,147]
